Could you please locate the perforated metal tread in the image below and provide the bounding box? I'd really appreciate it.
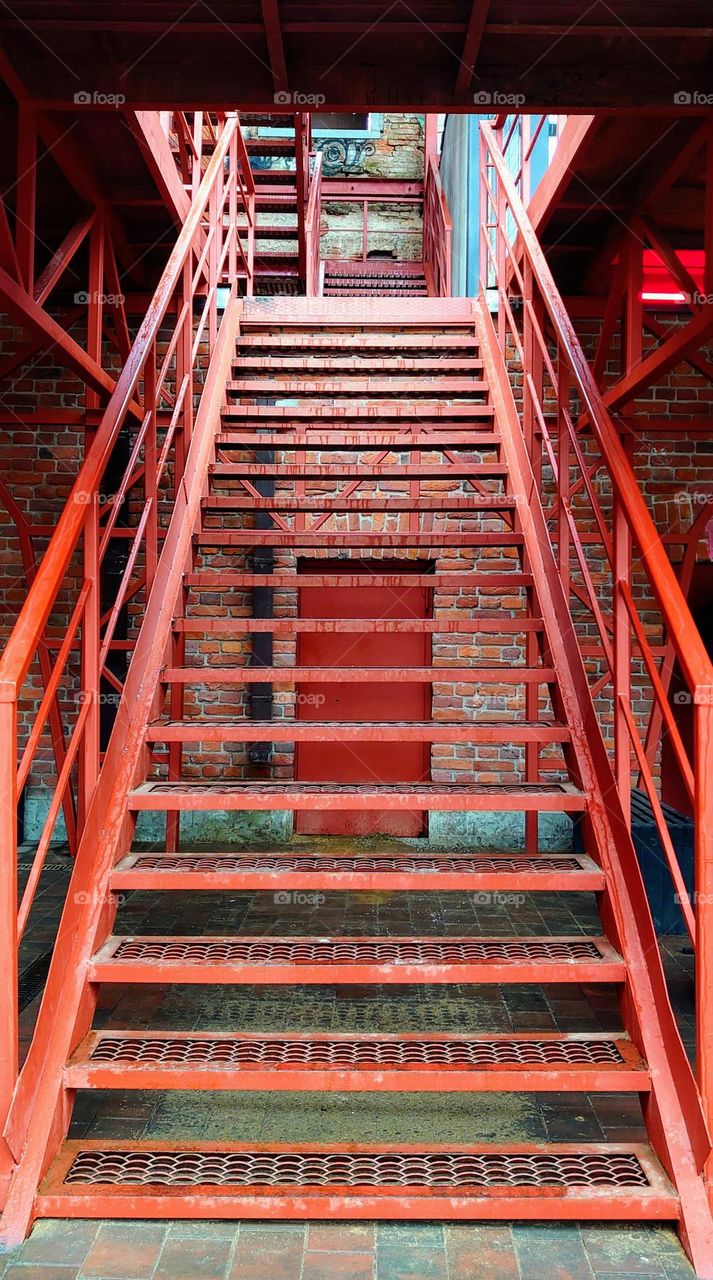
[66,1031,649,1092]
[110,847,604,893]
[37,1141,678,1221]
[89,934,625,985]
[128,781,586,813]
[145,720,570,745]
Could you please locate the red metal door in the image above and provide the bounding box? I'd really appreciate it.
[296,561,431,836]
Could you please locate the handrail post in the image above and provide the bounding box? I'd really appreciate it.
[695,694,713,1134]
[479,125,488,296]
[78,501,100,831]
[228,127,237,285]
[143,343,158,596]
[0,684,18,1152]
[613,493,632,824]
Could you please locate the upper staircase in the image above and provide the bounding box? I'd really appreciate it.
[241,114,302,295]
[2,113,713,1278]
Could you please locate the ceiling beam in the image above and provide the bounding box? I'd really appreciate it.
[260,0,288,94]
[455,0,490,98]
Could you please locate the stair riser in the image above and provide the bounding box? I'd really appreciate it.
[129,787,585,813]
[162,667,556,684]
[183,573,531,587]
[89,961,625,985]
[173,617,541,633]
[66,1066,646,1092]
[221,405,495,418]
[108,870,602,893]
[145,725,568,744]
[227,380,487,394]
[233,359,484,371]
[215,433,500,447]
[36,1191,678,1223]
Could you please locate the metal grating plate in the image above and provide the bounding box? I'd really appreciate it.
[109,937,605,965]
[87,1036,626,1068]
[63,1148,650,1189]
[127,853,584,874]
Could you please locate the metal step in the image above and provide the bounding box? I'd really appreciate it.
[251,263,300,278]
[145,719,569,745]
[37,1141,677,1222]
[162,664,556,685]
[173,615,541,635]
[202,495,515,512]
[232,356,484,372]
[226,377,487,395]
[88,933,621,985]
[181,572,530,588]
[246,139,296,154]
[221,402,494,419]
[324,287,429,297]
[66,1030,643,1092]
[214,430,500,448]
[325,261,429,277]
[209,460,505,478]
[247,225,299,239]
[128,781,586,813]
[191,531,521,549]
[109,847,603,893]
[252,168,297,181]
[239,300,474,327]
[253,193,298,210]
[237,334,479,350]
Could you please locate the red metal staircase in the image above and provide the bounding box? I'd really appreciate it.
[2,115,713,1277]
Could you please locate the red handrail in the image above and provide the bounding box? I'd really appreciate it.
[423,153,452,296]
[304,151,323,296]
[0,113,250,1146]
[480,116,713,1125]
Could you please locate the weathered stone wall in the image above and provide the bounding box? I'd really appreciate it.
[318,114,425,263]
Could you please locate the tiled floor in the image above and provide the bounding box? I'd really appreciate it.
[0,1219,696,1280]
[3,847,698,1279]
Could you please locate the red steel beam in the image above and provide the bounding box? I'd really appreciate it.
[0,265,139,412]
[455,0,490,97]
[260,0,288,92]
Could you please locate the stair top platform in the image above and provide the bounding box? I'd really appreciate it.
[240,297,479,326]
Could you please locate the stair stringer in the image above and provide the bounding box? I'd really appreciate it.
[477,296,713,1277]
[0,293,243,1250]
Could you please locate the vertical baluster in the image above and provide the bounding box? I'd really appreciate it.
[209,172,219,351]
[613,499,632,823]
[478,127,488,297]
[166,277,192,853]
[144,342,158,595]
[78,502,101,832]
[192,112,203,201]
[495,129,507,351]
[695,698,713,1136]
[229,127,237,286]
[0,689,18,1158]
[556,356,570,594]
[615,235,641,820]
[523,263,543,852]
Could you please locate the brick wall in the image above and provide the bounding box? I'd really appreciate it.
[3,302,713,843]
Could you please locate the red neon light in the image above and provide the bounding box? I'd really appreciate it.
[638,249,705,306]
[641,291,687,303]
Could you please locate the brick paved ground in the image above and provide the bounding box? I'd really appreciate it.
[0,849,698,1279]
[0,1219,697,1280]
